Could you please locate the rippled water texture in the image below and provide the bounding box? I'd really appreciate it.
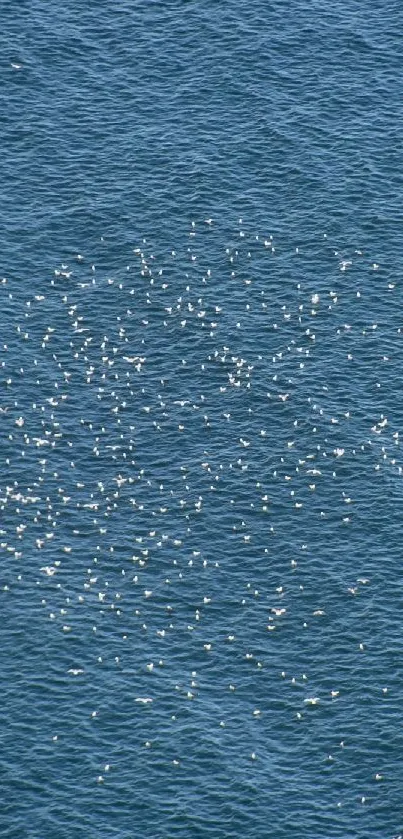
[1,1,403,837]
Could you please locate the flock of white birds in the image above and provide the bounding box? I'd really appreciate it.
[1,220,401,810]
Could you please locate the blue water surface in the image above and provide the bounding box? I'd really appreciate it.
[1,1,403,837]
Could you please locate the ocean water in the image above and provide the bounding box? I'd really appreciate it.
[1,1,403,837]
